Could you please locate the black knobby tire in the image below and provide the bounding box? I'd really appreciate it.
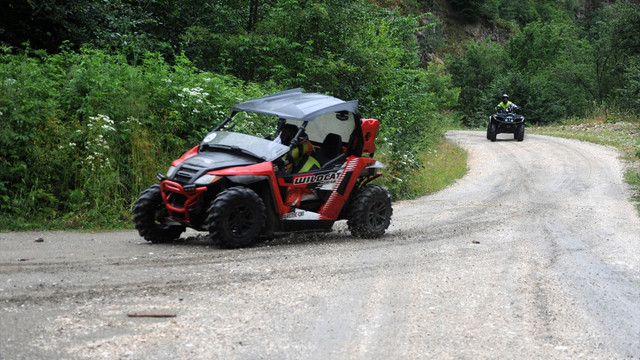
[206,187,266,249]
[487,122,497,142]
[347,184,393,238]
[516,124,525,142]
[133,184,185,243]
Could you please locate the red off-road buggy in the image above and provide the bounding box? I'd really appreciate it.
[133,88,392,248]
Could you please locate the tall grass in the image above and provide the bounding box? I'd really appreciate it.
[377,139,467,200]
[377,111,468,200]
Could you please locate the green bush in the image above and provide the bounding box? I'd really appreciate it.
[0,46,269,229]
[447,40,503,127]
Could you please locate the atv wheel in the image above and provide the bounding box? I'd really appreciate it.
[347,185,392,238]
[516,124,525,142]
[487,122,497,142]
[133,184,185,243]
[206,187,266,249]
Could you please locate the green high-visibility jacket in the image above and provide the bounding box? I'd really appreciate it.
[496,100,515,111]
[285,140,320,173]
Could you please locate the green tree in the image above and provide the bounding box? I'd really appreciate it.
[447,39,504,126]
[587,0,640,111]
[504,20,594,122]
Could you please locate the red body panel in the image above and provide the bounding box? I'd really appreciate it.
[212,162,291,217]
[212,161,275,176]
[319,156,376,219]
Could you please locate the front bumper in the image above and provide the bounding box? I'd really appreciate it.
[160,180,207,225]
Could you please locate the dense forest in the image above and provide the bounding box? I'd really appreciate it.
[1,0,639,229]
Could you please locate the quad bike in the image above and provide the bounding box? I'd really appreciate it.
[133,88,393,248]
[487,105,525,142]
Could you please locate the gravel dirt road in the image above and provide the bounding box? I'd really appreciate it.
[1,130,639,360]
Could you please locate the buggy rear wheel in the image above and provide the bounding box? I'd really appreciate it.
[206,187,266,249]
[133,184,185,243]
[347,185,392,238]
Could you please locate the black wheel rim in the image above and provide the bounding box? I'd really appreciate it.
[228,204,255,237]
[367,200,388,229]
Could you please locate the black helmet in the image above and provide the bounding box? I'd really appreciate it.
[279,123,299,146]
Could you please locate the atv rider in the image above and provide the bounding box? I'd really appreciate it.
[496,94,517,113]
[277,123,320,173]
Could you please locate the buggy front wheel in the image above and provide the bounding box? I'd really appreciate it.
[206,187,266,249]
[133,184,185,243]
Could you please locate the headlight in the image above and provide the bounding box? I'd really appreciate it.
[194,174,222,185]
[166,166,178,179]
[366,160,387,170]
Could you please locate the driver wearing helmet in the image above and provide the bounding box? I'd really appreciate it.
[276,123,321,207]
[496,94,517,112]
[277,123,320,173]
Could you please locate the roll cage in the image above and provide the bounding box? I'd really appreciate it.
[214,88,366,157]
